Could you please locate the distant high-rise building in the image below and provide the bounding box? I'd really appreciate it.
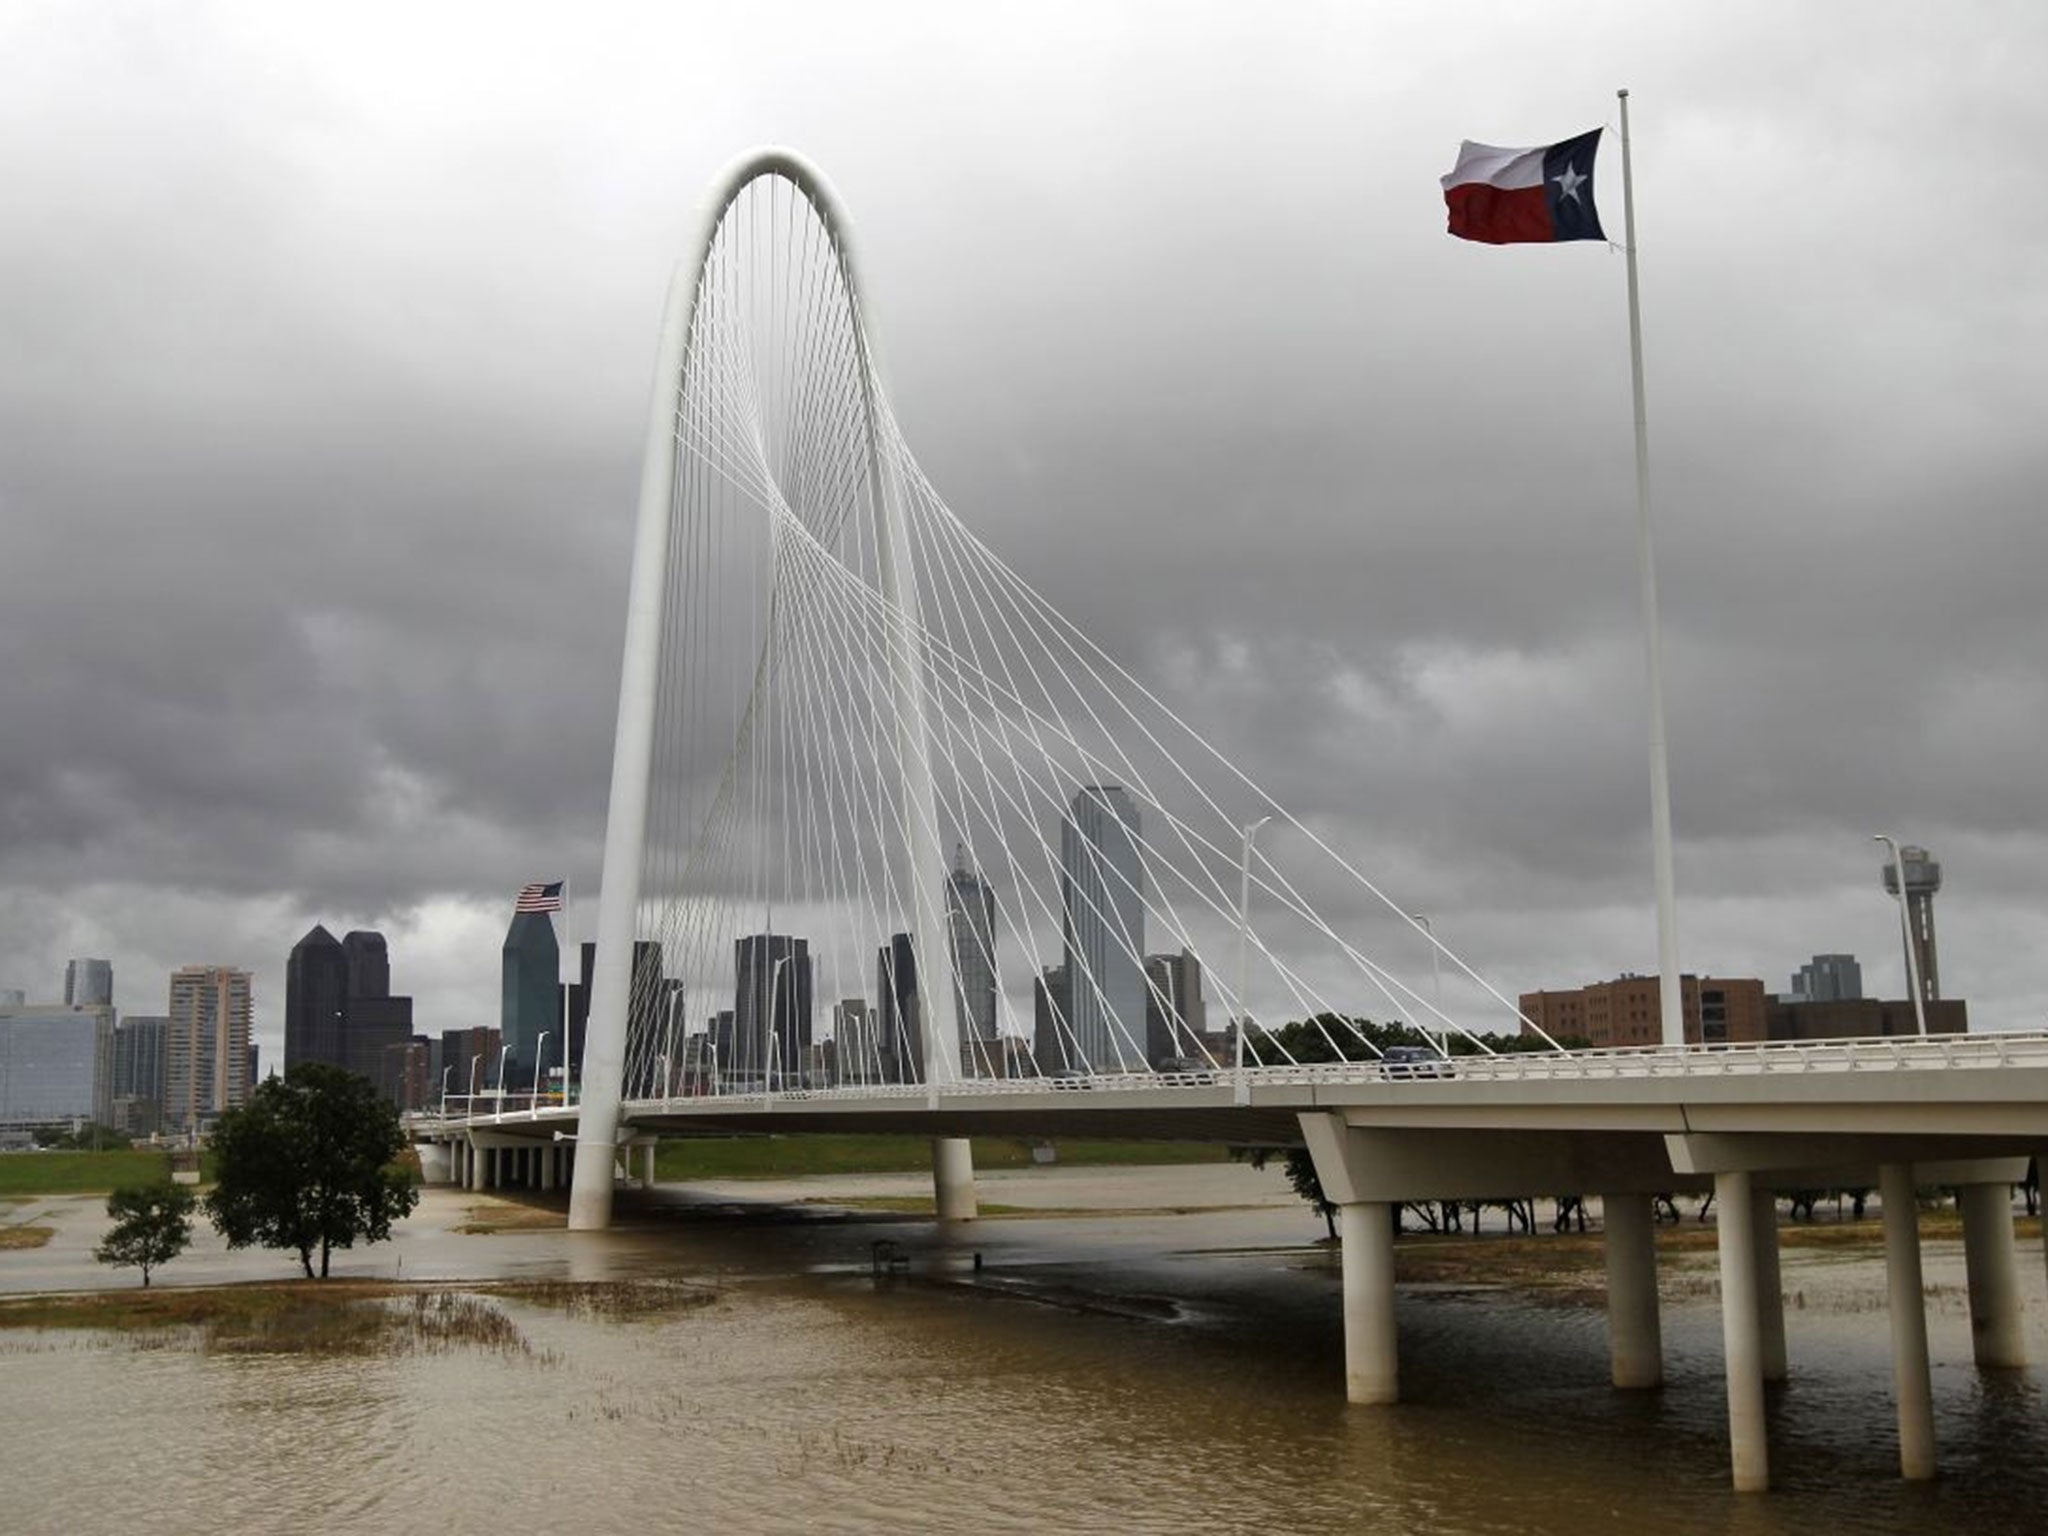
[285,926,349,1071]
[379,1037,433,1112]
[946,845,999,1075]
[1060,785,1146,1071]
[735,934,811,1086]
[112,1014,169,1133]
[0,1003,116,1127]
[501,912,560,1091]
[563,939,664,1086]
[64,958,113,1007]
[1880,845,1943,1001]
[440,1026,503,1096]
[833,998,878,1084]
[1144,949,1209,1067]
[342,930,391,1002]
[1790,953,1863,1004]
[165,966,252,1128]
[876,934,921,1084]
[707,1010,737,1079]
[1033,963,1072,1075]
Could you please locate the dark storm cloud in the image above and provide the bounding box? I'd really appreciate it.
[3,1,2044,1050]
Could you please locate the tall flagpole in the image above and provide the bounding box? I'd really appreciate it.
[1618,88,1684,1049]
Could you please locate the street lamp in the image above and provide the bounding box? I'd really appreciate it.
[768,955,792,1092]
[494,1044,511,1121]
[1411,913,1447,1056]
[1234,815,1272,1087]
[467,1053,482,1115]
[440,1064,453,1117]
[531,1031,550,1120]
[1873,834,1929,1037]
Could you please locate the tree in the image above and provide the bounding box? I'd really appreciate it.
[95,1182,196,1287]
[205,1063,419,1279]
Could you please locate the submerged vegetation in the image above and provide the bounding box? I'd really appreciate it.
[0,1282,544,1358]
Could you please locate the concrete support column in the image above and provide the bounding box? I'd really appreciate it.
[1340,1200,1398,1404]
[539,1143,555,1192]
[1959,1181,2026,1370]
[1602,1191,1663,1389]
[642,1143,658,1190]
[1880,1161,1937,1481]
[933,1137,977,1220]
[1751,1186,1788,1383]
[466,1139,483,1192]
[1714,1170,1769,1494]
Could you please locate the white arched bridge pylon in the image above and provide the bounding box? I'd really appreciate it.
[566,148,1551,1229]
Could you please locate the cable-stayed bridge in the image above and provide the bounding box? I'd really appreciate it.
[426,149,2048,1494]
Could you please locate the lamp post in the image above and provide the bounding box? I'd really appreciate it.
[768,955,791,1092]
[468,1053,482,1116]
[1234,815,1272,1095]
[1411,913,1447,1056]
[531,1032,549,1120]
[495,1044,511,1122]
[440,1065,452,1117]
[1873,834,1929,1037]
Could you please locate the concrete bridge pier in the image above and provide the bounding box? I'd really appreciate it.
[1601,1192,1663,1389]
[933,1137,977,1220]
[1713,1171,1770,1494]
[1958,1180,2026,1369]
[1339,1199,1399,1403]
[1880,1162,1937,1481]
[466,1138,484,1192]
[1752,1190,1788,1383]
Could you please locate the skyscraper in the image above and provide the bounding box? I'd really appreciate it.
[1144,949,1209,1067]
[1060,785,1146,1071]
[501,912,560,1091]
[833,998,878,1084]
[112,1014,169,1133]
[165,966,252,1128]
[64,958,113,1007]
[342,931,390,1001]
[1032,962,1071,1075]
[734,934,811,1085]
[284,926,348,1071]
[946,844,999,1075]
[341,929,413,1084]
[876,933,921,1084]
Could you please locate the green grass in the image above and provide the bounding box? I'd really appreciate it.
[0,1150,173,1196]
[655,1135,1230,1181]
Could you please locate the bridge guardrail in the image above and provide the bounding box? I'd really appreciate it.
[416,1031,2048,1127]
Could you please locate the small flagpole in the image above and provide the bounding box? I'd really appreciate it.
[1617,88,1685,1051]
[559,877,572,1101]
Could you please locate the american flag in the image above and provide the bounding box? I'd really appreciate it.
[515,880,564,914]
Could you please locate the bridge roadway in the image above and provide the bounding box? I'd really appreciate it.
[421,1031,2048,1495]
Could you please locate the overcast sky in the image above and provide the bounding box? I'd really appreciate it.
[4,1,2044,1065]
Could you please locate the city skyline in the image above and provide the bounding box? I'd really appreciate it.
[5,7,2047,1066]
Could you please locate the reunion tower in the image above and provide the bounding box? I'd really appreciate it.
[1880,845,1943,1002]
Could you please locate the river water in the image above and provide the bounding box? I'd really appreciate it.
[5,1173,2048,1535]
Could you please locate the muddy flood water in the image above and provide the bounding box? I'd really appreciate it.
[6,1167,2048,1536]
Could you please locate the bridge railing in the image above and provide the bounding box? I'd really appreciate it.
[602,1030,2048,1113]
[413,1031,2048,1127]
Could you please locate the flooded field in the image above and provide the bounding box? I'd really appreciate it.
[5,1171,2048,1535]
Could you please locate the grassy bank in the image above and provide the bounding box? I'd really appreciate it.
[0,1150,173,1196]
[655,1135,1230,1182]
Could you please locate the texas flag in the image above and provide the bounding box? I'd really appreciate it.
[1442,128,1605,245]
